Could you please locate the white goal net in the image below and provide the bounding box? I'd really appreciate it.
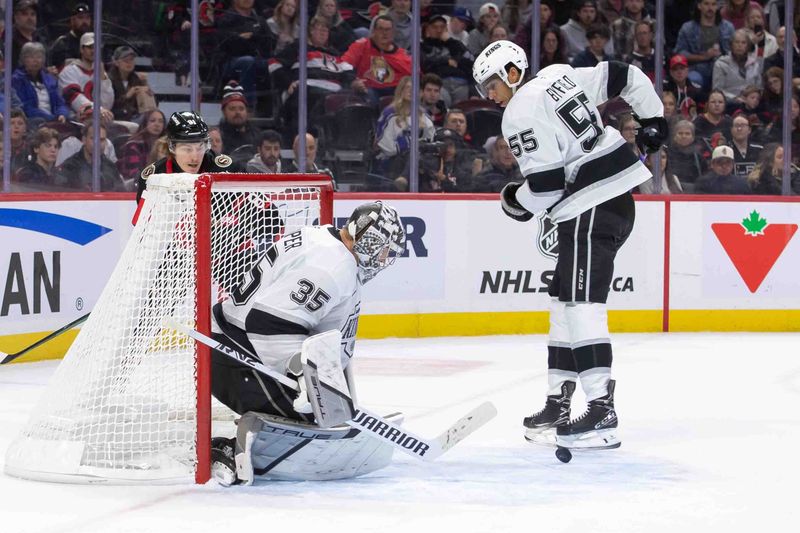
[4,173,333,484]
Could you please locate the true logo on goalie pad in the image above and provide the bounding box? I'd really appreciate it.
[262,425,334,440]
[351,411,431,457]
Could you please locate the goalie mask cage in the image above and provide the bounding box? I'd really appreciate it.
[4,173,334,484]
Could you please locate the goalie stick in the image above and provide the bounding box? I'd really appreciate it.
[166,320,497,461]
[0,313,90,365]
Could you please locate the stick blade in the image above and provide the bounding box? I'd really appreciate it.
[434,401,498,455]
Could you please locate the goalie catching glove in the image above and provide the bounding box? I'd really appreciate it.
[500,182,535,222]
[634,115,669,154]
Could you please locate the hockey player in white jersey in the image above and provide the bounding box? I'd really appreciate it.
[209,201,406,482]
[473,41,668,450]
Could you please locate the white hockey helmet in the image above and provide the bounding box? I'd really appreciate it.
[472,40,528,98]
[346,201,406,284]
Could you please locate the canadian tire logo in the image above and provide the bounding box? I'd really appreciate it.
[536,212,558,260]
[711,210,797,293]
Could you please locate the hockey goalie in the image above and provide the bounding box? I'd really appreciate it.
[208,201,406,484]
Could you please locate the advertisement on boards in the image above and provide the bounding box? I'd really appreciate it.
[670,201,800,309]
[0,201,135,336]
[334,198,664,316]
[467,200,664,312]
[334,199,445,313]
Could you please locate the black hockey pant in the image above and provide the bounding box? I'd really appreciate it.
[548,192,635,304]
[211,336,314,424]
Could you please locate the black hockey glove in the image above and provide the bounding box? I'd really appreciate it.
[634,115,669,154]
[500,182,534,222]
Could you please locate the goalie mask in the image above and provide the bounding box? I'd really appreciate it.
[472,40,528,98]
[346,202,406,284]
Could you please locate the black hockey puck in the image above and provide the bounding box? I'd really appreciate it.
[555,446,572,463]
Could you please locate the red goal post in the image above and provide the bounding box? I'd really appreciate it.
[193,173,334,483]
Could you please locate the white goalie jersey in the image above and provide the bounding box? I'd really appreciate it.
[503,61,663,223]
[212,225,361,373]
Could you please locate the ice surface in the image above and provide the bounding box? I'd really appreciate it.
[1,333,797,533]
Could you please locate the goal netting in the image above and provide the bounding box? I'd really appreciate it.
[4,173,334,484]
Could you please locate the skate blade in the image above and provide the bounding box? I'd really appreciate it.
[556,428,621,450]
[524,427,557,447]
[562,441,622,451]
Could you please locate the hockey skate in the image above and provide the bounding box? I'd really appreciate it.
[556,380,620,450]
[523,381,575,446]
[211,437,241,486]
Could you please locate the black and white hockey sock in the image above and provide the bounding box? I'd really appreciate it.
[547,299,577,395]
[574,343,613,402]
[564,302,613,402]
[547,344,578,396]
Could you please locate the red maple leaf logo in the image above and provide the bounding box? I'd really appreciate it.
[712,210,797,293]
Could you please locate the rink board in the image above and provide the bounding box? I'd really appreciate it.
[333,197,665,337]
[0,196,134,361]
[667,199,800,331]
[1,193,798,362]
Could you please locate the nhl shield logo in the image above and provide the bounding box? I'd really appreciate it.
[536,212,558,260]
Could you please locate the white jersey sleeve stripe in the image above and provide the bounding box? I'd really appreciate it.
[515,187,563,215]
[248,333,307,343]
[249,335,306,370]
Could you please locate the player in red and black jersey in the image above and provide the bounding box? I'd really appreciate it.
[135,110,284,295]
[135,111,233,205]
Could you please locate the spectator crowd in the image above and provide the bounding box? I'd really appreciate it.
[1,0,799,195]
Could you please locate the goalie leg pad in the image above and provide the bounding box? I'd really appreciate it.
[235,411,400,482]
